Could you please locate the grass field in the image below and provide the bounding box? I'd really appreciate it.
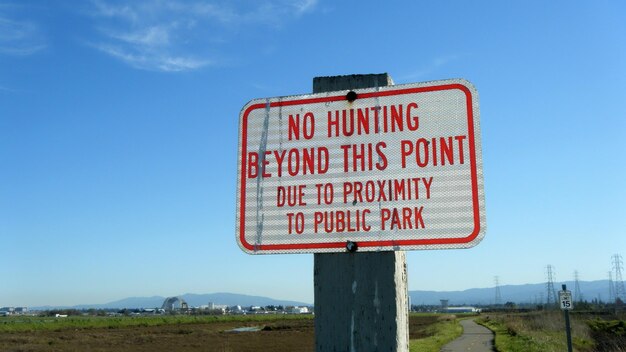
[10,311,626,352]
[0,314,312,333]
[477,310,626,352]
[0,313,458,352]
[409,314,465,352]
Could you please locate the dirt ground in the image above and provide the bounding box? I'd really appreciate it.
[408,314,441,340]
[0,319,315,352]
[0,315,445,352]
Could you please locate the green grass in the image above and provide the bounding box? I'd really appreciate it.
[586,319,626,351]
[0,314,313,333]
[477,316,548,352]
[476,312,595,352]
[409,315,464,352]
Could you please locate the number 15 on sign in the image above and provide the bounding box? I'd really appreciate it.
[559,290,573,310]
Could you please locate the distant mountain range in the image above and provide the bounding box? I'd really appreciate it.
[31,280,612,310]
[409,280,611,306]
[32,293,310,310]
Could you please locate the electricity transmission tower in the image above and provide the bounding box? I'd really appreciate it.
[494,276,502,306]
[574,270,583,302]
[546,265,557,308]
[609,271,615,303]
[612,254,626,302]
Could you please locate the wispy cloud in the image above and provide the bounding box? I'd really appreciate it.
[0,85,17,93]
[0,14,46,56]
[90,0,138,22]
[94,43,210,72]
[86,0,318,72]
[399,54,464,82]
[293,0,318,16]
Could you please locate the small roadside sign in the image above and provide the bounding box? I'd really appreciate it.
[560,285,574,352]
[559,290,573,310]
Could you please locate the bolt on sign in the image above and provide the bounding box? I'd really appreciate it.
[236,78,486,254]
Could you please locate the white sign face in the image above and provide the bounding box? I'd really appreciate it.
[236,79,485,254]
[559,290,573,310]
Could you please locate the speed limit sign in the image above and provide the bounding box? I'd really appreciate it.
[559,290,573,310]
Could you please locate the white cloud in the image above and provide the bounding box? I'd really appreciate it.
[91,0,138,22]
[93,42,211,72]
[173,2,238,24]
[293,0,318,16]
[86,0,319,72]
[108,25,171,47]
[0,15,46,56]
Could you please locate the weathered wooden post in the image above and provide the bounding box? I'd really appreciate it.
[313,74,409,352]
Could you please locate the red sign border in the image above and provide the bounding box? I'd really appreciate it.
[238,82,481,252]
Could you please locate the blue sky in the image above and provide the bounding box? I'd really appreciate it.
[1,0,625,307]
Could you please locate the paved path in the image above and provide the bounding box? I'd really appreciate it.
[440,319,494,352]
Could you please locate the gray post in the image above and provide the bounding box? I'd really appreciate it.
[313,73,409,352]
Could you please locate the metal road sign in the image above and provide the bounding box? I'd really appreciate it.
[236,78,486,254]
[559,290,573,310]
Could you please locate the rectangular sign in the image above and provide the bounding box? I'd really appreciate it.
[559,290,573,310]
[236,78,485,254]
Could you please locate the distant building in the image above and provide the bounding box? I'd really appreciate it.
[207,302,227,311]
[0,307,28,316]
[440,299,449,311]
[0,307,14,314]
[161,297,188,311]
[289,306,309,314]
[230,305,244,314]
[444,306,481,313]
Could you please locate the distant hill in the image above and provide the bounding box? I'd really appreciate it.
[77,296,166,310]
[33,293,311,310]
[179,293,309,308]
[30,280,613,310]
[410,280,611,306]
